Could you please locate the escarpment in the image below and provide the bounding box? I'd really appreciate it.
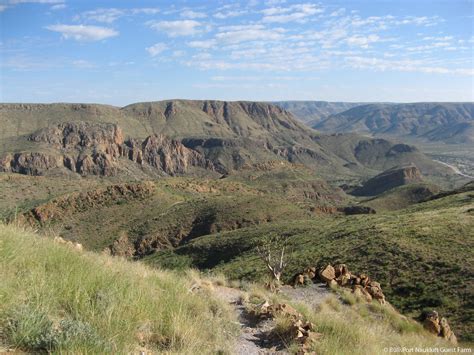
[0,122,217,177]
[352,165,424,196]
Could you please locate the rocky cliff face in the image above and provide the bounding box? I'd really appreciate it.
[352,165,423,196]
[0,122,216,177]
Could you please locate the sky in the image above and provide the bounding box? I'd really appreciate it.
[0,0,473,105]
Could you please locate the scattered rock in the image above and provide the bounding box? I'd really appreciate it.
[422,311,457,344]
[256,302,321,354]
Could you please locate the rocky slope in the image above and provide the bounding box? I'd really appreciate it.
[314,102,474,144]
[0,122,217,177]
[273,101,363,125]
[352,165,424,196]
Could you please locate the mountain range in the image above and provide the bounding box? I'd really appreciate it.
[0,100,453,182]
[274,102,474,144]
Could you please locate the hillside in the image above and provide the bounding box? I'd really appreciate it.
[360,182,441,211]
[314,102,474,144]
[145,186,474,340]
[0,223,236,353]
[1,224,457,353]
[351,165,424,196]
[272,101,363,125]
[0,101,456,184]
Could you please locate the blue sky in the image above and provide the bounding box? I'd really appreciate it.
[1,0,473,105]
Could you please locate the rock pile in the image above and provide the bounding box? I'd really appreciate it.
[294,264,386,304]
[319,264,386,304]
[423,310,457,344]
[257,302,321,354]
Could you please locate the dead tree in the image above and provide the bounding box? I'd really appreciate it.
[256,234,288,284]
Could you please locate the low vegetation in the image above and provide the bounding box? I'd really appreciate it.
[146,189,474,340]
[239,284,451,354]
[0,223,236,353]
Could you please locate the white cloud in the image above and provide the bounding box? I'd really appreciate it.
[214,10,247,19]
[216,25,285,44]
[172,50,185,57]
[76,7,160,23]
[345,56,473,75]
[330,8,345,17]
[187,39,216,49]
[50,3,65,10]
[346,34,380,48]
[149,20,202,37]
[46,24,118,41]
[0,0,64,11]
[146,42,168,57]
[72,59,95,68]
[181,9,207,19]
[79,8,124,24]
[131,8,159,15]
[262,3,323,23]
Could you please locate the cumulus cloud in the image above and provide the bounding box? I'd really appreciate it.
[149,20,202,37]
[46,24,119,41]
[146,42,168,57]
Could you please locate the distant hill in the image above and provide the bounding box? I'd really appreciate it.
[313,102,474,144]
[273,101,362,125]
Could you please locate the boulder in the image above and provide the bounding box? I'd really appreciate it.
[294,274,305,287]
[440,317,457,345]
[319,264,336,283]
[423,311,441,335]
[334,264,349,278]
[352,285,372,302]
[304,267,317,280]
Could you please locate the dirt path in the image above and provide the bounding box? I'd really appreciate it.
[213,286,285,354]
[213,283,332,354]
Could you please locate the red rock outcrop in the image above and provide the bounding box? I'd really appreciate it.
[124,134,214,175]
[0,122,216,177]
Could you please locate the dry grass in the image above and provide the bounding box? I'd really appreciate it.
[0,223,237,353]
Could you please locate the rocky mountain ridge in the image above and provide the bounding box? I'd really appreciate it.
[0,101,456,183]
[0,122,217,177]
[313,102,474,144]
